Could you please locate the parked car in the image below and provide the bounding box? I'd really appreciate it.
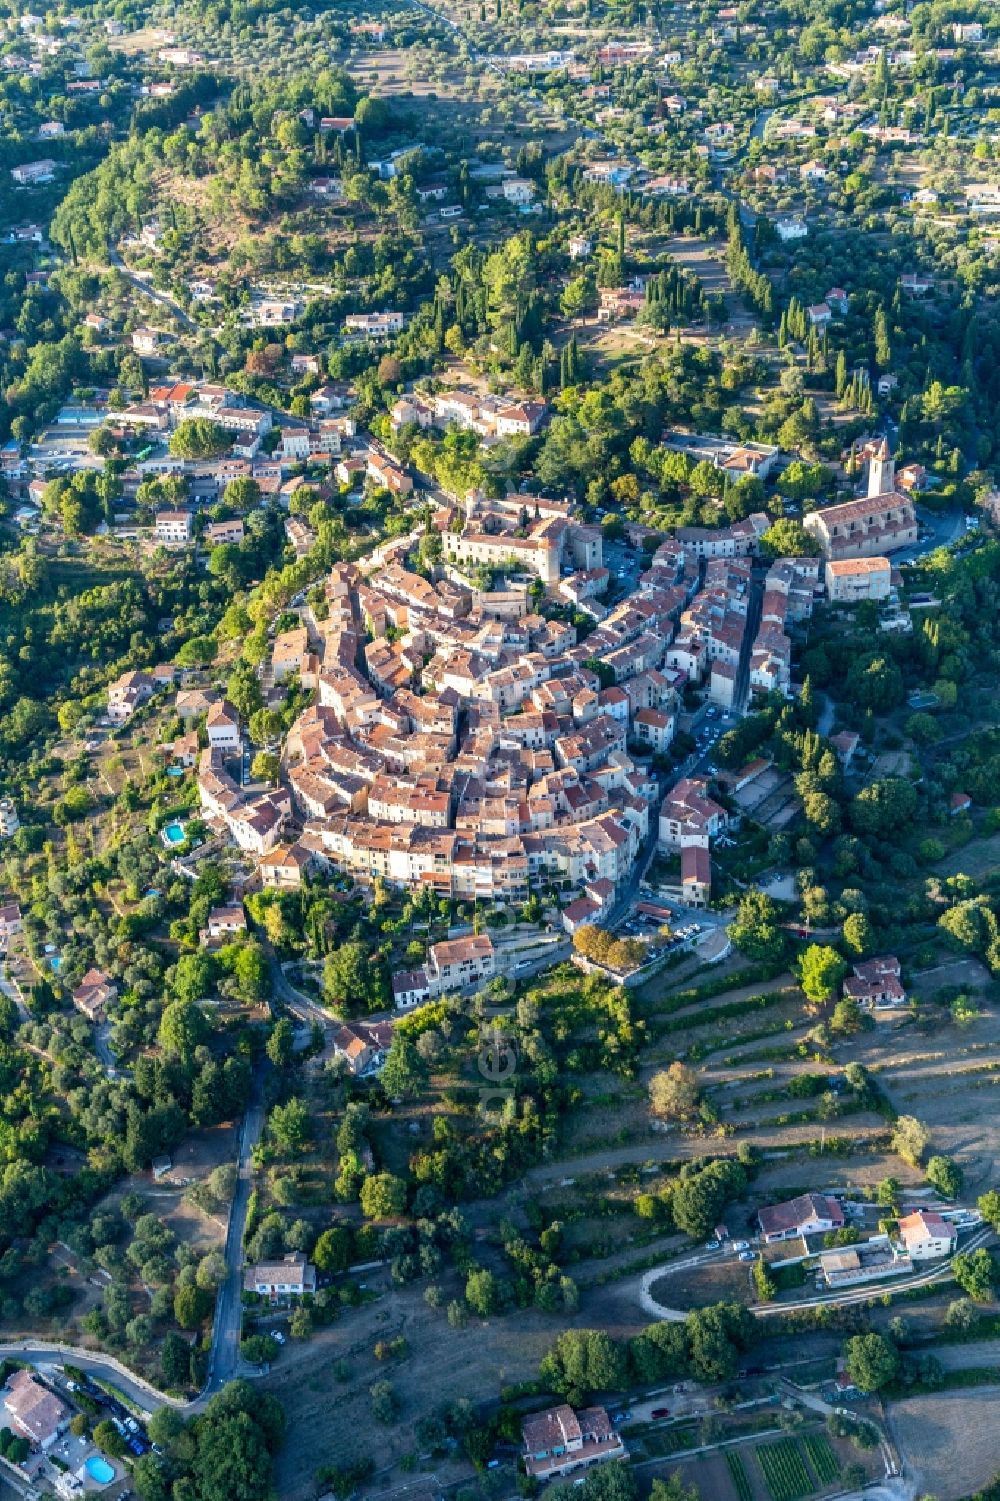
[650,1407,670,1420]
[705,1239,720,1251]
[738,1251,756,1263]
[733,1240,750,1252]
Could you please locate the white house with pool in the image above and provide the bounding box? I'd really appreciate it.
[53,1450,119,1496]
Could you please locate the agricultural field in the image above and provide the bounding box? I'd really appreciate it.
[668,1424,875,1501]
[890,1386,1000,1501]
[756,1439,815,1501]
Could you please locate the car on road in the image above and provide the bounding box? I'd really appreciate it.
[705,1239,721,1251]
[272,1331,286,1345]
[733,1240,750,1251]
[738,1250,757,1262]
[650,1407,670,1420]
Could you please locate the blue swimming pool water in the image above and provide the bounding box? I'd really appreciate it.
[162,821,186,845]
[86,1456,115,1485]
[49,955,62,972]
[166,765,184,778]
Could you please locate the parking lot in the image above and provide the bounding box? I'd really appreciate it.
[618,902,708,958]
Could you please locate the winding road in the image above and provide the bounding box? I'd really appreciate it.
[638,1225,994,1322]
[0,1061,269,1418]
[107,247,200,335]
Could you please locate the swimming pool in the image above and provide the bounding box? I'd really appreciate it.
[161,820,186,846]
[85,1456,115,1485]
[49,955,62,972]
[166,765,184,778]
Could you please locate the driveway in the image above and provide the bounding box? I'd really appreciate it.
[107,247,200,335]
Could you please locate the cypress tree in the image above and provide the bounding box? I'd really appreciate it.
[835,348,847,397]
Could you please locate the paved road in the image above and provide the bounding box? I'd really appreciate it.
[0,958,27,1025]
[0,1061,270,1415]
[895,504,967,566]
[107,247,200,335]
[606,809,664,931]
[733,569,765,716]
[0,1344,179,1415]
[93,1021,127,1076]
[639,1224,994,1322]
[207,1062,266,1392]
[269,953,332,1030]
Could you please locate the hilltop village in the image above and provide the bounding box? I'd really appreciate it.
[4,0,1000,1500]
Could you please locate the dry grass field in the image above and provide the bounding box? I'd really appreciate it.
[890,1386,1000,1499]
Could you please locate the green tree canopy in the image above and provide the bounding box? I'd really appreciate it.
[844,1332,898,1393]
[798,944,847,1005]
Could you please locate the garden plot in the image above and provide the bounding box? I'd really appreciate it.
[755,1438,814,1501]
[670,1425,873,1501]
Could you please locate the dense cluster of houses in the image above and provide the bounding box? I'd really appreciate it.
[192,464,851,934]
[95,412,921,964]
[238,526,662,911]
[82,376,942,1033]
[390,387,548,442]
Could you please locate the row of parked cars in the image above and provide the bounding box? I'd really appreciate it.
[65,1373,153,1457]
[704,1237,758,1263]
